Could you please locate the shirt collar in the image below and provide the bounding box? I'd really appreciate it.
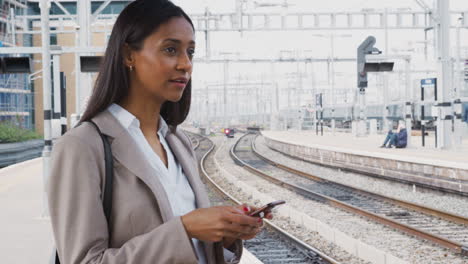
[158,115,169,137]
[108,103,136,130]
[107,103,169,137]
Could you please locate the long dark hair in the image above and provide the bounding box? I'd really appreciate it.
[80,0,194,127]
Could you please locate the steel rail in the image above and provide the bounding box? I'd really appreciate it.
[190,133,340,264]
[251,135,468,227]
[231,133,468,256]
[262,136,468,197]
[191,136,200,151]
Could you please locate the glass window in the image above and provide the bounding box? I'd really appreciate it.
[28,2,77,15]
[91,1,131,15]
[50,27,57,45]
[27,3,40,16]
[51,2,77,15]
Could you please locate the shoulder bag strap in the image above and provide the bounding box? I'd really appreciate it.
[87,120,114,225]
[55,121,113,264]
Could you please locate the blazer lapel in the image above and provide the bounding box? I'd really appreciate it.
[166,132,216,263]
[92,111,174,222]
[165,132,211,209]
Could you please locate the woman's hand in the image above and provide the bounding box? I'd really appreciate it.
[222,204,274,248]
[237,204,273,221]
[181,206,262,243]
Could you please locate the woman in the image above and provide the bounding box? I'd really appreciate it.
[48,1,269,263]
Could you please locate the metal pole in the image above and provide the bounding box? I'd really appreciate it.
[358,89,367,137]
[453,18,463,149]
[424,29,428,61]
[223,60,228,128]
[75,0,91,115]
[205,84,210,135]
[421,107,425,146]
[383,8,389,132]
[235,0,242,31]
[436,0,452,149]
[296,62,302,130]
[40,0,52,218]
[74,27,81,115]
[260,75,264,126]
[316,106,319,135]
[405,58,412,147]
[9,8,16,46]
[275,82,279,128]
[60,72,67,135]
[269,61,277,130]
[311,62,317,133]
[382,73,389,132]
[204,7,211,59]
[320,96,324,136]
[421,81,425,147]
[330,34,336,135]
[456,20,462,99]
[52,54,61,140]
[235,74,240,123]
[256,81,260,125]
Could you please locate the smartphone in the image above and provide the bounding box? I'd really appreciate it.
[248,200,286,218]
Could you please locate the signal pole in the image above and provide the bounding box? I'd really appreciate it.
[436,0,452,149]
[356,36,378,137]
[40,0,52,218]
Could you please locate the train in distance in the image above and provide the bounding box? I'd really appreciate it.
[224,128,235,138]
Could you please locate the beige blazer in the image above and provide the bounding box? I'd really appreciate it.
[47,110,242,264]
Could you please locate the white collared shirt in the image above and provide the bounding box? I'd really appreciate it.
[108,103,207,264]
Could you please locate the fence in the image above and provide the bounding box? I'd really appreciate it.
[0,139,43,167]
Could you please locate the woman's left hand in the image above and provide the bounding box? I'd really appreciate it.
[222,204,273,249]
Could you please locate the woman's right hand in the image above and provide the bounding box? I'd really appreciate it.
[181,206,262,242]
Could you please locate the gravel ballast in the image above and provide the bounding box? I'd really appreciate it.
[255,135,468,219]
[207,135,468,264]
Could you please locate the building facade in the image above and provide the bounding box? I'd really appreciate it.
[28,0,130,134]
[0,0,33,129]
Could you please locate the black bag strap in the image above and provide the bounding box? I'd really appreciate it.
[55,120,113,264]
[88,120,114,225]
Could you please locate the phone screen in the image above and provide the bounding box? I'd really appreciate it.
[248,200,286,218]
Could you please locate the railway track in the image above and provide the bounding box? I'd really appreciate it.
[190,135,200,150]
[231,133,468,256]
[186,132,339,264]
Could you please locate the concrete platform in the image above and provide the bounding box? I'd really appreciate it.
[0,158,262,264]
[0,158,54,264]
[261,130,468,195]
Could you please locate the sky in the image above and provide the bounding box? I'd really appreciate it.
[172,0,468,14]
[170,0,468,62]
[168,0,468,111]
